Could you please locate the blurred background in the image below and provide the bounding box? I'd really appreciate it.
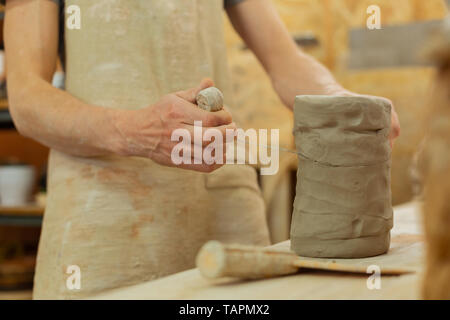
[0,0,448,299]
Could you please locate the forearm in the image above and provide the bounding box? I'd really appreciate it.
[228,0,400,142]
[4,0,124,157]
[268,50,346,108]
[7,73,124,157]
[228,0,345,108]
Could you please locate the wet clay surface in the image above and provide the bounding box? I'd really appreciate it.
[291,95,393,258]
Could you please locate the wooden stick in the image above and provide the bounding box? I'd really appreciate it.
[196,241,414,280]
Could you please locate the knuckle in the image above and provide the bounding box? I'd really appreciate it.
[166,103,183,120]
[164,128,174,139]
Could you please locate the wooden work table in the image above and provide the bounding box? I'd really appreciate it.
[92,201,424,300]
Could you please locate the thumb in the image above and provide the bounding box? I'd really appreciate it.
[175,78,214,103]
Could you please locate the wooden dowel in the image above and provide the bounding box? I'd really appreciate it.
[196,241,415,280]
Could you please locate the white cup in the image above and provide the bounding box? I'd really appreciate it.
[0,165,35,206]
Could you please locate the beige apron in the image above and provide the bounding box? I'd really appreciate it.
[33,0,270,299]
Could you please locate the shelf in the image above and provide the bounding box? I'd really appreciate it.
[0,99,7,110]
[0,101,14,129]
[0,205,44,227]
[0,289,32,300]
[0,205,44,216]
[0,256,36,292]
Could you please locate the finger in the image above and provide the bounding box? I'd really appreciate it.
[168,143,203,164]
[205,109,233,126]
[171,142,228,168]
[176,100,233,126]
[150,151,222,173]
[181,123,237,147]
[391,111,401,139]
[388,117,400,147]
[175,78,214,103]
[160,140,207,168]
[167,126,233,167]
[180,162,223,173]
[163,143,223,172]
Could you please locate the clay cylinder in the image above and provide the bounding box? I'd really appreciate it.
[290,95,393,258]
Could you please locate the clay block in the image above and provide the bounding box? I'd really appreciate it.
[293,95,391,166]
[291,95,393,258]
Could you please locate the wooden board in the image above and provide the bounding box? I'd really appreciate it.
[91,201,424,300]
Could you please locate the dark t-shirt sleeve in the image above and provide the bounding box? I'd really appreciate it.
[224,0,246,8]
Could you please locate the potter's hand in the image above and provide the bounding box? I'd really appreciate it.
[111,79,236,172]
[332,90,400,147]
[387,99,401,146]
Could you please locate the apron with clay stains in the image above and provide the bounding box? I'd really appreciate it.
[33,0,270,299]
